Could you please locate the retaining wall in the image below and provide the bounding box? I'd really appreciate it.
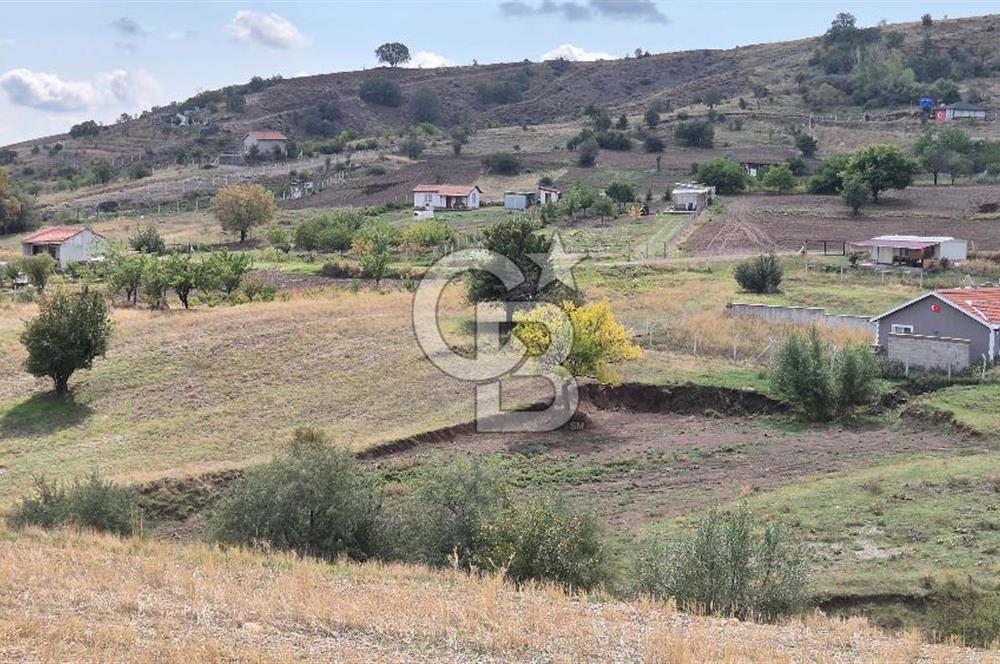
[886,333,971,371]
[727,303,873,333]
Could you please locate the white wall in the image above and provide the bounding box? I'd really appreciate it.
[57,230,106,269]
[939,240,968,262]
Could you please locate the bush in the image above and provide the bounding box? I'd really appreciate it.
[207,251,253,296]
[697,158,747,194]
[770,328,879,421]
[129,225,166,254]
[129,162,152,180]
[734,253,783,294]
[20,254,55,291]
[210,429,380,560]
[795,133,818,157]
[403,220,454,248]
[674,121,714,148]
[475,74,529,105]
[482,153,522,175]
[471,494,609,591]
[295,211,364,252]
[807,155,850,194]
[379,457,511,567]
[761,164,797,193]
[577,137,599,167]
[636,504,808,620]
[399,135,425,160]
[643,136,665,153]
[267,227,291,253]
[359,78,402,107]
[926,578,1000,647]
[594,131,631,151]
[319,260,361,278]
[409,86,439,123]
[9,472,136,536]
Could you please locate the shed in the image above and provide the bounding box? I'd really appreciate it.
[670,183,715,211]
[944,102,987,121]
[242,131,288,157]
[412,184,482,210]
[850,235,967,268]
[871,288,1000,368]
[21,226,108,270]
[504,191,538,210]
[539,186,561,205]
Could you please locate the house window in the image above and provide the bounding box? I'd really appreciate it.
[423,194,432,203]
[891,324,914,334]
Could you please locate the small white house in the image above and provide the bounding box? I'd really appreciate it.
[242,131,288,157]
[851,235,968,267]
[944,102,987,121]
[21,227,108,270]
[671,183,715,211]
[504,191,538,210]
[539,186,560,205]
[412,185,482,210]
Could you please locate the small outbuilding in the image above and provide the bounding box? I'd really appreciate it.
[944,102,987,121]
[872,288,1000,370]
[21,226,108,270]
[539,186,561,205]
[670,183,715,212]
[412,184,482,210]
[850,235,968,268]
[504,191,538,210]
[242,131,288,157]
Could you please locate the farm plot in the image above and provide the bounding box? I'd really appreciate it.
[684,185,1000,254]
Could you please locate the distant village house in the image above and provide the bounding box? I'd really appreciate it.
[539,186,560,205]
[22,227,108,270]
[943,102,987,121]
[242,131,288,157]
[670,183,715,211]
[412,184,482,210]
[850,235,968,268]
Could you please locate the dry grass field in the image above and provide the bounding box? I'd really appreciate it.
[0,528,991,663]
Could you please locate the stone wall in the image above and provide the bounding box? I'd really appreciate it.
[727,303,873,334]
[886,333,971,371]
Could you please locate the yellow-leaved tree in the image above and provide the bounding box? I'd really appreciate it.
[213,183,276,243]
[513,300,642,385]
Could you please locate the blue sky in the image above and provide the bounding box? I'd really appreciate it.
[0,1,996,145]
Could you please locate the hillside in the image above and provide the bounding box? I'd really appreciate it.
[0,528,986,662]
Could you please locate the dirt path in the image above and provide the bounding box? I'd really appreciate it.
[376,404,977,528]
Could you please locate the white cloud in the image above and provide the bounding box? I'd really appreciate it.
[225,11,305,49]
[406,51,454,69]
[539,43,615,62]
[0,67,162,112]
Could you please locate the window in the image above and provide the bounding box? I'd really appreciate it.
[891,324,914,334]
[423,194,432,203]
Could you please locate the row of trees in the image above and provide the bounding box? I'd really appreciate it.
[105,250,255,309]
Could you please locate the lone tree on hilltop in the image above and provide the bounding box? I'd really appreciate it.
[214,183,276,243]
[21,289,112,396]
[376,42,410,67]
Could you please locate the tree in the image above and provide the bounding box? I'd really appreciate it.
[129,225,166,254]
[615,114,628,130]
[674,121,714,148]
[577,137,599,167]
[644,106,661,128]
[482,153,521,175]
[843,144,920,202]
[701,89,723,109]
[3,259,20,288]
[21,254,54,291]
[697,158,747,194]
[208,251,253,296]
[806,155,850,194]
[762,164,796,194]
[794,133,818,158]
[214,183,276,243]
[359,78,402,107]
[734,254,783,294]
[165,255,209,309]
[840,173,869,215]
[107,253,146,305]
[0,167,28,235]
[409,86,439,123]
[375,42,410,67]
[353,222,397,287]
[605,181,636,210]
[91,158,114,184]
[643,136,664,153]
[921,13,933,27]
[21,289,112,395]
[466,218,554,304]
[69,120,100,139]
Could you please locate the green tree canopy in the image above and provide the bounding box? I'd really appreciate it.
[375,42,410,67]
[843,144,920,201]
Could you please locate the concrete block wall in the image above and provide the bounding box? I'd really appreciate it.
[886,333,970,371]
[727,303,873,333]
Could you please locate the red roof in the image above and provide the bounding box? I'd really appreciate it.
[244,131,287,141]
[22,227,84,244]
[937,288,1000,325]
[413,184,480,196]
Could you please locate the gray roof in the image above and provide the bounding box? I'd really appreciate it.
[946,102,986,111]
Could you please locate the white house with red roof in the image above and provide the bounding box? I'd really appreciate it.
[872,288,1000,369]
[21,226,108,270]
[242,131,288,157]
[412,184,482,210]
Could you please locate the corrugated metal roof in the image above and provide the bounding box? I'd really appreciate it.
[22,227,84,244]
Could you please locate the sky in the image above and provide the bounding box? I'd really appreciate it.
[0,0,996,146]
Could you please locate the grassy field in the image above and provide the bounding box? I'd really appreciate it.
[0,528,982,662]
[913,383,1000,435]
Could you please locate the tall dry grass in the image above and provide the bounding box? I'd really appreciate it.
[0,528,991,663]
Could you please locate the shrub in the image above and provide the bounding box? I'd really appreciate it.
[129,225,166,254]
[403,220,454,248]
[295,211,364,252]
[841,172,869,215]
[594,131,631,151]
[359,78,402,107]
[674,121,714,148]
[471,494,609,591]
[399,135,425,160]
[697,158,747,194]
[128,162,152,180]
[20,254,55,291]
[807,155,850,194]
[482,152,522,175]
[9,472,135,536]
[577,137,599,167]
[926,578,1000,647]
[353,221,398,286]
[69,120,100,139]
[21,289,112,395]
[267,227,291,253]
[409,86,439,123]
[636,504,808,620]
[475,78,526,105]
[207,251,253,296]
[210,429,380,560]
[643,136,665,153]
[795,133,819,157]
[379,456,511,567]
[734,253,783,294]
[761,164,797,193]
[319,260,361,278]
[644,106,661,128]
